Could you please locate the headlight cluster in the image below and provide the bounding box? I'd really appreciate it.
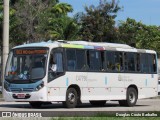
[4,81,10,92]
[35,81,44,91]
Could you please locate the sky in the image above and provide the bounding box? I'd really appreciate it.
[59,0,160,26]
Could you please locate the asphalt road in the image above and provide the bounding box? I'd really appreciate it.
[0,99,160,111]
[0,99,160,117]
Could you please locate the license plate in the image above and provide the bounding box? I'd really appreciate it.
[17,94,25,98]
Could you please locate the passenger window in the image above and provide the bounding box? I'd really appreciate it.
[115,52,123,72]
[101,51,105,71]
[55,53,63,72]
[140,54,149,73]
[147,54,156,73]
[136,54,141,72]
[76,50,86,71]
[87,51,101,71]
[48,48,64,82]
[106,51,123,72]
[124,53,136,72]
[106,51,114,71]
[66,49,76,71]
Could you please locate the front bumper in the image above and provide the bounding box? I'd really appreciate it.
[3,87,48,102]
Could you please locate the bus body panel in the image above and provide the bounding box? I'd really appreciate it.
[4,72,157,102]
[46,72,157,101]
[3,41,158,105]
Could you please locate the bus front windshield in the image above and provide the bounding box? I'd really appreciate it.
[5,48,48,82]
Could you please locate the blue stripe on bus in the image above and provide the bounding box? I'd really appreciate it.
[145,79,148,86]
[105,77,107,85]
[151,74,154,78]
[84,46,94,49]
[66,78,69,87]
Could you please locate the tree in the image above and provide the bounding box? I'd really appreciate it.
[118,18,144,45]
[47,16,80,40]
[0,0,18,48]
[11,0,59,44]
[44,2,79,40]
[78,0,121,42]
[136,25,160,53]
[8,0,76,44]
[118,18,160,54]
[52,3,73,16]
[0,0,77,46]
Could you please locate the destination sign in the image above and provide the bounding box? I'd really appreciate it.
[14,49,47,55]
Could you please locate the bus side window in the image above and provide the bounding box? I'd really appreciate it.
[106,51,123,72]
[124,52,136,72]
[66,49,76,71]
[114,52,123,72]
[106,51,114,71]
[148,54,157,73]
[87,50,101,71]
[68,60,76,70]
[55,53,63,72]
[76,50,87,71]
[48,49,64,82]
[49,54,57,72]
[136,54,141,72]
[140,53,149,73]
[153,55,157,73]
[101,51,105,71]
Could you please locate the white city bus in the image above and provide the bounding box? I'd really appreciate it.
[3,41,158,108]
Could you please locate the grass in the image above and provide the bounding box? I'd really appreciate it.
[50,112,160,120]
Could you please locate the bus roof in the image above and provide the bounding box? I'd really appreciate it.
[13,40,156,54]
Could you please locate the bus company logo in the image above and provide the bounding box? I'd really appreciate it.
[2,112,11,117]
[19,88,23,92]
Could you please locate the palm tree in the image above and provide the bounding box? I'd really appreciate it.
[47,16,80,40]
[45,2,80,40]
[51,3,73,16]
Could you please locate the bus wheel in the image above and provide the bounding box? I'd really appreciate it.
[29,102,42,108]
[64,88,78,108]
[119,87,138,107]
[89,100,106,106]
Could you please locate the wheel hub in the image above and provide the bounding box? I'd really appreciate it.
[68,92,75,103]
[129,92,135,103]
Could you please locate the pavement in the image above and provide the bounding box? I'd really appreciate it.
[0,99,160,117]
[0,99,160,111]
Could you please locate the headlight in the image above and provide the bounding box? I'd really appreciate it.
[4,81,10,92]
[35,81,44,91]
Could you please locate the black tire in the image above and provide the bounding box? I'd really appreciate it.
[89,100,106,106]
[29,102,42,108]
[119,87,138,107]
[63,88,78,108]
